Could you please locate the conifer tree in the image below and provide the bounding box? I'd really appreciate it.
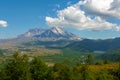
[87,54,94,65]
[30,57,49,80]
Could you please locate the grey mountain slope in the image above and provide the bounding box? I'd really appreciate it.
[0,27,81,43]
[33,27,80,40]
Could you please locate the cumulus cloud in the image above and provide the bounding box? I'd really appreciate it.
[46,0,120,31]
[83,0,120,19]
[0,20,7,27]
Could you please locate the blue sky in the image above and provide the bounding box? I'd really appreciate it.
[0,0,120,39]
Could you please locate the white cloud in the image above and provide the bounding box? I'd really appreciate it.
[46,0,120,31]
[0,20,7,27]
[83,0,120,19]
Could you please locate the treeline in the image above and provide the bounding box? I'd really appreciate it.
[0,52,120,80]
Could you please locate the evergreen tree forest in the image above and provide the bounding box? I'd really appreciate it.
[0,52,120,80]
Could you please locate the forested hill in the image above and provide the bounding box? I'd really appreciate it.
[66,38,120,52]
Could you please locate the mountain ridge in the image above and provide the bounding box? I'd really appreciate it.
[66,38,120,52]
[0,27,81,43]
[0,27,120,53]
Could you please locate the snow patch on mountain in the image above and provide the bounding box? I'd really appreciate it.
[51,27,65,35]
[0,27,82,42]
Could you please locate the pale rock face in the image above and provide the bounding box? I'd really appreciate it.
[19,28,45,38]
[8,27,82,41]
[51,27,65,35]
[24,32,32,37]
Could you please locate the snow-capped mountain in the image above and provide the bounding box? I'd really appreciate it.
[0,27,81,43]
[18,28,44,38]
[33,27,81,40]
[15,27,81,41]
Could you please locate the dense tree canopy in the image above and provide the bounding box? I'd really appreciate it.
[0,52,119,80]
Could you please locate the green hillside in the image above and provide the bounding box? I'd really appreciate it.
[0,52,120,80]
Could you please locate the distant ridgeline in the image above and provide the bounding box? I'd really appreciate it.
[66,38,120,52]
[0,27,120,53]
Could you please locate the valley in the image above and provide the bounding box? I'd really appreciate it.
[0,0,120,79]
[0,27,120,80]
[0,27,120,64]
[0,26,120,80]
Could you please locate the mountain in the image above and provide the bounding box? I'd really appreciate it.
[0,27,81,43]
[1,27,120,53]
[17,27,81,41]
[66,38,120,52]
[33,27,81,41]
[16,27,81,48]
[18,28,45,38]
